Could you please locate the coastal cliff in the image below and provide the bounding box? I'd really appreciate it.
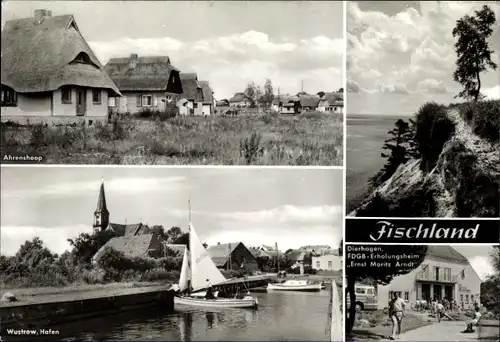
[350,101,500,218]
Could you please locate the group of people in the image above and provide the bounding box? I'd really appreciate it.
[388,293,482,340]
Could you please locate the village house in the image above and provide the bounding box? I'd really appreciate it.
[229,93,252,108]
[179,73,204,115]
[312,250,342,271]
[376,246,481,310]
[318,92,343,113]
[104,54,182,116]
[271,95,300,114]
[199,81,215,116]
[216,99,229,107]
[299,245,333,256]
[207,242,258,273]
[92,178,149,236]
[1,9,121,126]
[92,233,163,264]
[299,94,320,112]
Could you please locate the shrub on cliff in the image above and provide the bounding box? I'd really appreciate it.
[457,100,500,143]
[415,102,455,173]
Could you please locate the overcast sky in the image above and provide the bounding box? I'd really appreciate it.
[453,246,497,280]
[347,1,500,115]
[0,167,343,256]
[1,1,344,99]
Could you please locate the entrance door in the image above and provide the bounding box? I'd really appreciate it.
[433,284,442,300]
[76,88,86,116]
[445,285,454,301]
[421,284,431,301]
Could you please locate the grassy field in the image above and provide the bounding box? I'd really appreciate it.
[1,111,343,165]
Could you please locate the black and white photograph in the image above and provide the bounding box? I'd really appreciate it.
[0,1,344,166]
[346,1,500,217]
[345,244,500,341]
[0,167,343,341]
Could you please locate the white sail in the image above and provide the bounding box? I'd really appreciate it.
[178,246,190,292]
[189,223,226,291]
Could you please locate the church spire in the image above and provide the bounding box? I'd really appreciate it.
[93,177,110,232]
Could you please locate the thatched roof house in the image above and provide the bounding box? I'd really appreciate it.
[106,223,150,237]
[299,94,320,110]
[179,73,204,115]
[104,54,183,115]
[92,233,163,264]
[199,80,214,115]
[1,9,120,125]
[229,92,251,107]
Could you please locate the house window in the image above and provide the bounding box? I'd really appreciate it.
[166,94,173,102]
[142,95,153,107]
[108,97,116,107]
[316,261,320,268]
[72,52,92,65]
[404,292,409,301]
[1,86,17,107]
[471,295,474,302]
[465,294,469,304]
[137,95,142,107]
[460,294,464,303]
[444,268,451,281]
[434,266,440,281]
[61,86,72,104]
[328,261,333,269]
[461,270,465,279]
[194,103,199,109]
[92,89,101,104]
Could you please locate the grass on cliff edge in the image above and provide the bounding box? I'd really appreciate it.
[0,112,343,165]
[451,99,500,143]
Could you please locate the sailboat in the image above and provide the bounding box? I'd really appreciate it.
[174,223,259,308]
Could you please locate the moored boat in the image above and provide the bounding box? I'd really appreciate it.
[267,279,322,292]
[173,216,258,309]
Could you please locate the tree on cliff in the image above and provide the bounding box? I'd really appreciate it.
[345,245,428,335]
[453,5,497,102]
[369,119,417,188]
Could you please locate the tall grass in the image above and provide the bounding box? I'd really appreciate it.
[454,100,500,143]
[1,112,343,165]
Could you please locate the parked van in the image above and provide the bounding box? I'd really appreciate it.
[346,284,378,311]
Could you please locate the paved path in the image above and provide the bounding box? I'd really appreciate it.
[330,283,342,341]
[381,321,489,341]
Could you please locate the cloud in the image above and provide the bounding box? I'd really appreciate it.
[484,85,500,100]
[417,78,449,94]
[89,30,343,98]
[347,1,500,95]
[3,177,186,199]
[1,225,93,256]
[469,255,495,280]
[347,79,362,93]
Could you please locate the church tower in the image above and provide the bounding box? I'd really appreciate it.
[93,177,110,233]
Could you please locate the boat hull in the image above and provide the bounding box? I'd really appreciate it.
[174,295,258,308]
[267,283,322,292]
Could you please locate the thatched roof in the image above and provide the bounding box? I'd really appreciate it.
[92,234,157,263]
[299,95,320,108]
[199,81,214,105]
[104,54,180,92]
[426,246,469,264]
[180,73,203,102]
[271,95,299,105]
[166,244,186,256]
[325,92,342,104]
[1,10,120,96]
[286,250,307,262]
[229,93,250,103]
[107,223,148,237]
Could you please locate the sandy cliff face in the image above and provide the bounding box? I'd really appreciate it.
[350,109,500,218]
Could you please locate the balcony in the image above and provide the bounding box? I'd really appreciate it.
[415,273,458,283]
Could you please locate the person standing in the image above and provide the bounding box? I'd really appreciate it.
[437,301,445,322]
[388,292,406,340]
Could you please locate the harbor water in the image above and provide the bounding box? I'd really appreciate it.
[60,290,330,341]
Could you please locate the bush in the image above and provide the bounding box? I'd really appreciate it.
[414,102,455,172]
[456,100,500,143]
